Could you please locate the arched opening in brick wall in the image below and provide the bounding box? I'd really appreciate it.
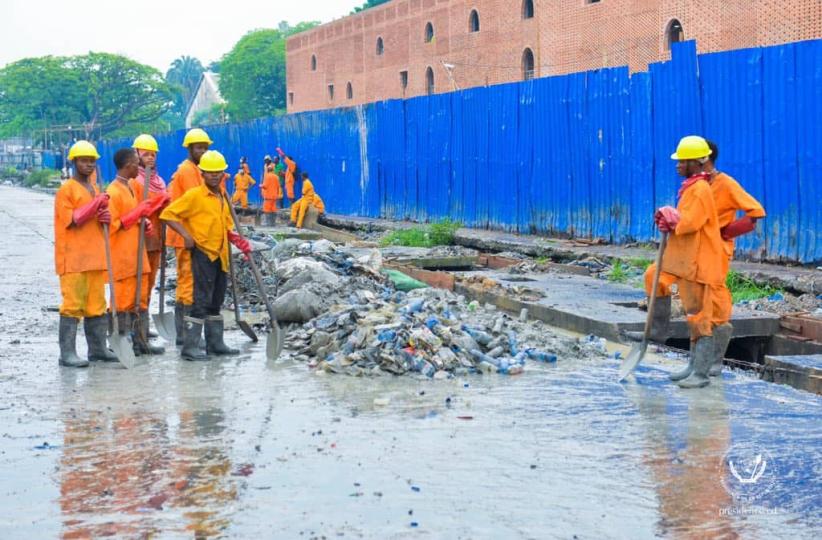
[376,37,384,56]
[665,19,684,50]
[469,9,480,33]
[425,22,434,43]
[310,55,317,71]
[346,82,353,100]
[425,66,435,95]
[522,48,535,80]
[522,0,534,20]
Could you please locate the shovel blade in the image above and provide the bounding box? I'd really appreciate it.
[238,320,258,342]
[152,312,176,343]
[109,334,137,369]
[618,341,648,382]
[265,323,284,361]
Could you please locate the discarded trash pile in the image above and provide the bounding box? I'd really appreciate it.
[457,274,546,302]
[235,237,605,377]
[741,292,822,317]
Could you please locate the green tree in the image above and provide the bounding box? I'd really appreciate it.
[191,103,228,126]
[165,55,204,104]
[219,22,318,121]
[0,53,174,141]
[351,0,391,14]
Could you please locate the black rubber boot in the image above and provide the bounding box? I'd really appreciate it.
[59,316,89,367]
[669,353,694,382]
[205,315,240,356]
[85,315,119,362]
[677,336,714,389]
[175,302,186,346]
[181,316,208,361]
[133,311,165,355]
[709,323,733,377]
[625,296,672,343]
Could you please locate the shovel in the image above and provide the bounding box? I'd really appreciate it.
[102,223,137,369]
[152,224,176,342]
[132,166,152,350]
[228,252,258,342]
[301,206,358,243]
[618,232,668,381]
[226,200,284,360]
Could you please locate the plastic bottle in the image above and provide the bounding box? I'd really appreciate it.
[526,349,557,363]
[507,331,519,355]
[420,361,436,378]
[378,329,397,342]
[487,346,505,358]
[513,351,527,365]
[462,325,493,346]
[470,349,500,368]
[425,316,440,330]
[401,298,425,314]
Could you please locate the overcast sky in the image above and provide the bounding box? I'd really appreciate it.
[0,0,363,72]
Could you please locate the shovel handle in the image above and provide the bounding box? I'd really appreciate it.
[228,253,242,320]
[102,223,119,335]
[158,224,167,315]
[643,232,668,341]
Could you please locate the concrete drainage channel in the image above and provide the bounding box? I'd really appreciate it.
[380,248,821,395]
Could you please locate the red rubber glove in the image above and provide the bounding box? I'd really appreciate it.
[654,206,681,233]
[721,216,756,241]
[72,194,109,226]
[147,193,171,215]
[121,205,145,229]
[276,147,285,157]
[96,206,111,225]
[227,230,251,258]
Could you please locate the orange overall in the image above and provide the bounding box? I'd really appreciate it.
[644,176,726,339]
[231,173,256,208]
[54,179,107,318]
[710,172,766,324]
[107,180,152,312]
[129,177,167,309]
[261,171,282,213]
[290,179,325,228]
[166,160,205,305]
[284,157,296,201]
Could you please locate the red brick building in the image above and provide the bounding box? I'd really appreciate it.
[286,0,822,113]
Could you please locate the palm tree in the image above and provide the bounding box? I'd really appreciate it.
[165,56,204,104]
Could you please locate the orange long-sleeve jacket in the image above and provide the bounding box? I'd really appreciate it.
[106,180,150,281]
[661,177,726,286]
[261,172,282,201]
[165,160,204,248]
[284,157,296,199]
[711,172,766,253]
[54,179,106,275]
[129,177,167,253]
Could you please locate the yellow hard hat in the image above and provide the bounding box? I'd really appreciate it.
[199,150,228,172]
[68,140,100,161]
[133,133,159,152]
[671,135,712,160]
[182,128,213,148]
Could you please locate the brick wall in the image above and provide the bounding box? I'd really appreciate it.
[286,0,822,112]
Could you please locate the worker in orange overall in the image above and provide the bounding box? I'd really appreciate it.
[290,172,326,229]
[128,134,169,341]
[161,150,252,361]
[54,141,117,367]
[703,140,766,377]
[276,147,297,207]
[165,128,212,345]
[231,167,256,209]
[260,163,282,226]
[107,148,168,355]
[641,136,727,388]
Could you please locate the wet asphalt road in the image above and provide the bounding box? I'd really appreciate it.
[0,186,820,539]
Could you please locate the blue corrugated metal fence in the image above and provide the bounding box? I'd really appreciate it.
[98,39,822,263]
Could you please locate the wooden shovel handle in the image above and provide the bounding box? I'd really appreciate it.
[643,232,669,340]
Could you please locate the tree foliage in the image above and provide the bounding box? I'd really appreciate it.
[351,0,391,14]
[166,55,204,105]
[219,21,318,121]
[0,53,174,142]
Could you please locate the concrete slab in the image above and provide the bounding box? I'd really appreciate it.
[380,246,479,269]
[254,226,322,240]
[457,270,781,341]
[763,354,822,394]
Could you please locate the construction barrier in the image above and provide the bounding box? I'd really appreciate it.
[98,39,822,263]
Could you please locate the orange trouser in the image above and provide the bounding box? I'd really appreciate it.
[59,271,107,318]
[263,199,278,213]
[113,274,150,312]
[644,264,728,339]
[231,190,249,208]
[146,250,161,308]
[175,248,193,305]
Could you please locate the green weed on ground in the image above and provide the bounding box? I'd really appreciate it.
[607,259,629,283]
[24,169,60,187]
[627,257,653,271]
[725,270,782,303]
[380,219,461,248]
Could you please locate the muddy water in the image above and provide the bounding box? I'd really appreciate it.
[1,186,820,539]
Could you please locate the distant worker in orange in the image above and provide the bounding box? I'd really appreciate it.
[166,128,212,345]
[107,148,168,356]
[231,167,256,209]
[290,172,325,229]
[260,163,282,226]
[54,140,117,367]
[128,134,170,341]
[632,136,726,389]
[276,147,297,207]
[703,139,766,377]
